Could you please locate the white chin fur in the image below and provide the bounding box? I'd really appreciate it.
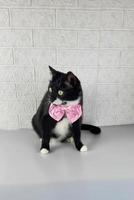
[80,145,88,152]
[53,98,62,105]
[52,97,81,106]
[40,148,49,154]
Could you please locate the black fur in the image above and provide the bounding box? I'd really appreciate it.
[32,66,101,152]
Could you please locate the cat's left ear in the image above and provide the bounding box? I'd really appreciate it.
[66,71,79,87]
[49,66,57,76]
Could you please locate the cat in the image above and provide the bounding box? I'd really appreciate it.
[32,66,101,154]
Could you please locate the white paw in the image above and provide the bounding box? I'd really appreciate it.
[80,145,88,152]
[40,148,49,154]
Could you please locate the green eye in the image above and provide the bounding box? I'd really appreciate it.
[49,87,52,93]
[58,90,63,96]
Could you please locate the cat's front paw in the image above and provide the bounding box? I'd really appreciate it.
[80,145,88,152]
[40,148,49,154]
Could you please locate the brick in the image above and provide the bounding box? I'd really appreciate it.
[117,99,134,124]
[35,65,52,82]
[0,9,9,27]
[0,0,31,6]
[57,49,98,66]
[19,114,33,128]
[0,48,13,64]
[102,1,134,8]
[120,68,134,83]
[101,0,124,8]
[16,97,36,115]
[16,83,36,97]
[96,98,118,126]
[14,48,56,66]
[122,31,134,48]
[0,98,36,116]
[11,9,55,27]
[36,81,49,99]
[0,67,34,82]
[76,67,97,84]
[97,84,119,101]
[0,30,32,47]
[99,49,120,66]
[0,68,13,82]
[96,84,119,125]
[0,83,16,100]
[78,31,99,48]
[32,0,77,7]
[120,50,134,66]
[101,10,123,29]
[100,31,134,48]
[0,114,19,129]
[83,84,96,124]
[123,0,134,8]
[14,68,34,82]
[78,0,101,8]
[33,30,77,48]
[103,0,134,8]
[98,69,120,83]
[117,83,134,123]
[118,84,134,102]
[124,10,134,29]
[56,10,100,29]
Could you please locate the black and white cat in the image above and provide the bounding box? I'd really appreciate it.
[32,66,101,154]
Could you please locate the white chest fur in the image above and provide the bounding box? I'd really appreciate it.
[52,97,80,139]
[53,117,70,139]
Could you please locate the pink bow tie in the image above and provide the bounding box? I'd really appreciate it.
[49,103,82,123]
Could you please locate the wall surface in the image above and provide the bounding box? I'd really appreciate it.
[0,0,134,129]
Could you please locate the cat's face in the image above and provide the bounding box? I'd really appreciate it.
[48,66,82,105]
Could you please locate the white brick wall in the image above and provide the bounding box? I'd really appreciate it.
[0,0,134,129]
[0,30,32,47]
[0,9,9,26]
[57,49,98,66]
[11,9,55,27]
[33,30,77,47]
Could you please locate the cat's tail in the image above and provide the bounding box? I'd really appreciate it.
[81,124,101,135]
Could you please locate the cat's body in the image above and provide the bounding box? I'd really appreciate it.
[32,66,101,154]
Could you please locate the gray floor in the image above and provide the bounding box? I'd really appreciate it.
[0,125,134,200]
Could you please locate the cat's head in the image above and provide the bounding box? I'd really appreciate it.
[48,66,82,105]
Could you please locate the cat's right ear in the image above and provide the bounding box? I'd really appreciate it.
[49,66,57,76]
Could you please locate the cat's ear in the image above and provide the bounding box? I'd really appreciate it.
[66,71,78,87]
[49,66,57,76]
